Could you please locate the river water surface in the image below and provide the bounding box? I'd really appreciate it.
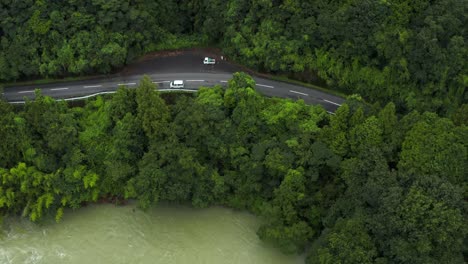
[0,203,304,264]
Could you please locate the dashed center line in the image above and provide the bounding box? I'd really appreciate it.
[50,87,69,91]
[117,83,136,86]
[257,84,274,88]
[323,99,342,106]
[153,81,170,84]
[83,85,102,88]
[186,80,205,82]
[18,90,35,94]
[289,90,308,96]
[220,80,228,83]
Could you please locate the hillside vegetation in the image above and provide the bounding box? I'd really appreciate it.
[1,74,467,263]
[0,0,466,114]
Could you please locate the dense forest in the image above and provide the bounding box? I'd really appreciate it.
[0,0,466,114]
[1,74,467,263]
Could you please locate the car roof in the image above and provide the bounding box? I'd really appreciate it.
[173,80,183,84]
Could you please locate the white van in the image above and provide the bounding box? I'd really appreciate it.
[170,80,184,89]
[203,57,216,64]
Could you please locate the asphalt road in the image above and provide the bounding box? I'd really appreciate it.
[2,51,344,113]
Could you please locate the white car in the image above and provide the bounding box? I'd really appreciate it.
[170,80,184,89]
[203,57,216,65]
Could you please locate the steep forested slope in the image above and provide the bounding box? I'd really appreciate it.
[0,0,184,79]
[212,0,467,114]
[1,74,466,263]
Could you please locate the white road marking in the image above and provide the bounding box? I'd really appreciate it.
[323,99,341,106]
[186,80,204,82]
[10,89,197,104]
[18,90,35,94]
[289,90,308,96]
[117,83,136,86]
[153,81,170,84]
[220,80,228,83]
[83,85,102,88]
[327,111,335,115]
[50,87,69,91]
[257,84,274,88]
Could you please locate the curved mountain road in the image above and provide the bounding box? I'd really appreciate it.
[2,51,344,113]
